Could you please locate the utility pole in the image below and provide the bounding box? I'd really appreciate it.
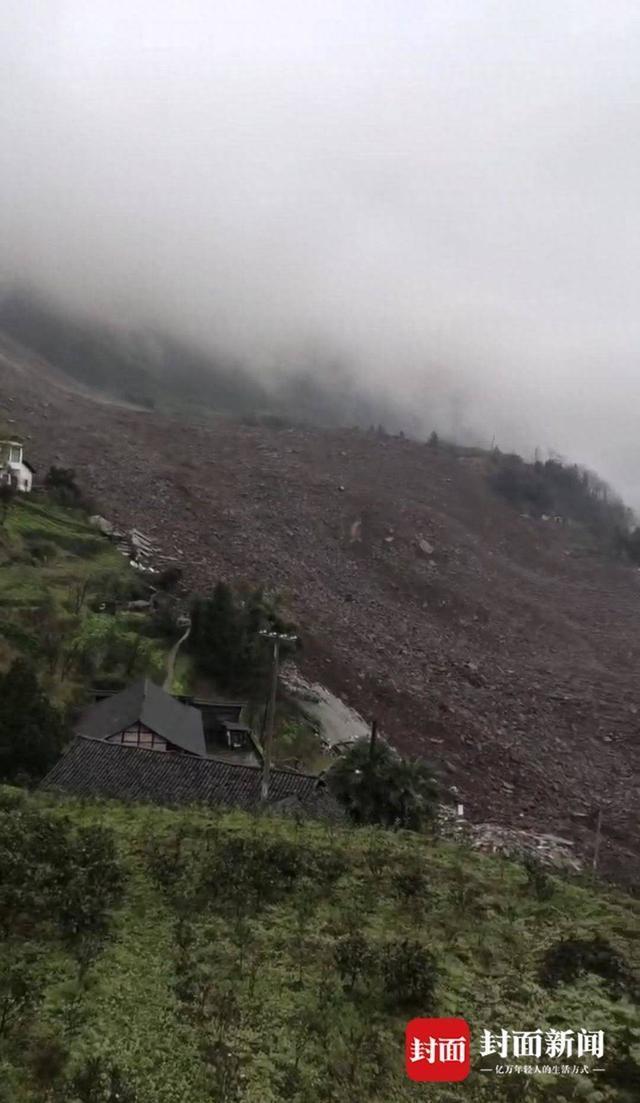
[592,806,603,875]
[259,629,297,802]
[369,718,378,761]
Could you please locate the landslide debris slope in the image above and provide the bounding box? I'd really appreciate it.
[1,332,639,881]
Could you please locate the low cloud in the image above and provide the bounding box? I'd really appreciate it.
[2,1,640,498]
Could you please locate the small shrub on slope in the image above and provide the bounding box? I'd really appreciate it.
[539,935,638,999]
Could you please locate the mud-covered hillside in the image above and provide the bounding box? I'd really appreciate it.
[1,331,639,881]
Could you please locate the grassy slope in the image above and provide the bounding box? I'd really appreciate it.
[0,497,120,602]
[0,496,324,769]
[6,789,639,1103]
[0,496,168,703]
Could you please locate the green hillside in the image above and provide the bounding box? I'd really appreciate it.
[1,787,638,1102]
[0,494,167,708]
[0,494,325,771]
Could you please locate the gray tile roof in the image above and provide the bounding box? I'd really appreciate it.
[74,679,206,757]
[41,736,343,820]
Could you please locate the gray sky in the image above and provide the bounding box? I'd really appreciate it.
[2,1,640,499]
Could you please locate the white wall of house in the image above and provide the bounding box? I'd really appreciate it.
[0,442,33,492]
[8,460,33,492]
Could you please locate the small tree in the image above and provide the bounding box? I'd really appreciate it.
[44,466,78,492]
[190,581,241,688]
[155,565,183,593]
[189,582,297,696]
[326,738,439,830]
[334,930,374,991]
[381,938,439,1011]
[44,466,92,511]
[0,660,67,782]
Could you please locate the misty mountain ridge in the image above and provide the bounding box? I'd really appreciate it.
[0,286,421,435]
[2,286,639,556]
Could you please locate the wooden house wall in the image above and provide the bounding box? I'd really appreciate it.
[106,723,174,752]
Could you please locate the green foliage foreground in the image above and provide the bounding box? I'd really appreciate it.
[0,788,638,1102]
[0,659,67,783]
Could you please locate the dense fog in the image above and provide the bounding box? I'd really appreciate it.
[2,2,640,498]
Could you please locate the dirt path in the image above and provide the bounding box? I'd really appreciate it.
[163,621,191,691]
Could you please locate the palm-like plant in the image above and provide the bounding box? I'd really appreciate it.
[326,738,439,830]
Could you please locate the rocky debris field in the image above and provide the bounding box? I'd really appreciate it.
[1,333,639,882]
[437,806,583,872]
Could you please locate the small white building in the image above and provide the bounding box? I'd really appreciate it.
[0,440,34,492]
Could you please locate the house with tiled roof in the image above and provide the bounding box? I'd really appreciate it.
[74,679,207,757]
[172,694,260,764]
[84,681,262,765]
[40,736,343,821]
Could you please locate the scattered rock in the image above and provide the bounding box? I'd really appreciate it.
[89,514,115,536]
[416,537,435,557]
[470,823,581,872]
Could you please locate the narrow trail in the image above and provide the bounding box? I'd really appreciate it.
[163,620,191,691]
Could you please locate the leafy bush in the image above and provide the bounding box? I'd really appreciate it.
[380,938,439,1012]
[334,930,375,991]
[334,931,438,1012]
[69,1056,138,1103]
[326,738,439,830]
[523,855,555,901]
[86,569,150,609]
[201,832,306,912]
[62,613,165,683]
[0,805,124,942]
[43,466,94,513]
[147,826,347,920]
[377,935,436,1010]
[0,659,67,783]
[539,935,637,998]
[312,844,350,886]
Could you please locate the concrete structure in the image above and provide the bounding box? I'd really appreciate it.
[0,440,34,492]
